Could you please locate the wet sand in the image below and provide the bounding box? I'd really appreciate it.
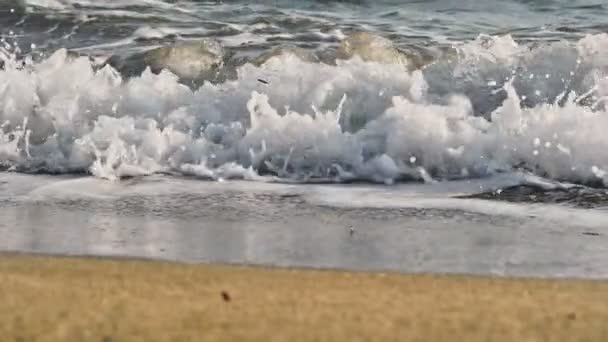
[2,254,608,341]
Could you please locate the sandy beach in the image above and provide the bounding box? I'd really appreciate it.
[2,254,608,341]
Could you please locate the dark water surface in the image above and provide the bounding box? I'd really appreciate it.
[3,0,608,54]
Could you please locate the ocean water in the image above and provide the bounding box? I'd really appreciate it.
[1,0,608,276]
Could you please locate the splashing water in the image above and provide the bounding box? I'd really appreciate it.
[1,32,608,187]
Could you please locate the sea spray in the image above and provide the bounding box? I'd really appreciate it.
[1,34,608,186]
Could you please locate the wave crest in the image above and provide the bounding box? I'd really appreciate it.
[2,34,608,185]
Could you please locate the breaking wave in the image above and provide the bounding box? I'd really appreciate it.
[2,33,608,186]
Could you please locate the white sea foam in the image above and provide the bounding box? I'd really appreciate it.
[23,0,193,12]
[1,34,608,185]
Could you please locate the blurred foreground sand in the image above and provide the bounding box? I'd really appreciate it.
[1,254,608,341]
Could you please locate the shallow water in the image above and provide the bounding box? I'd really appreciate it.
[2,0,608,276]
[2,173,608,277]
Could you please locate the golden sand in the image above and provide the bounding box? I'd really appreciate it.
[1,254,608,341]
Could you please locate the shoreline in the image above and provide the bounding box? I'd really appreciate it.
[2,254,608,341]
[2,250,608,281]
